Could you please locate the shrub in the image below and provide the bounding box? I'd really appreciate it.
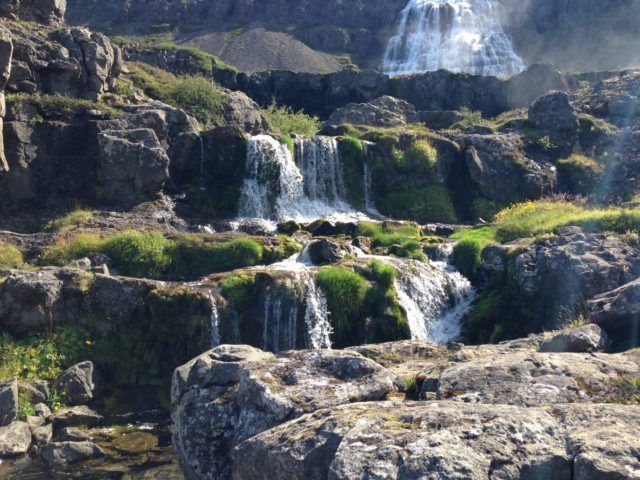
[263,100,321,136]
[401,140,437,176]
[40,233,103,266]
[45,210,94,232]
[6,93,121,118]
[379,185,457,224]
[172,237,263,276]
[0,242,24,269]
[316,267,368,348]
[557,154,604,196]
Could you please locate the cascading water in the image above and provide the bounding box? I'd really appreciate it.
[207,292,221,348]
[303,274,333,350]
[382,0,525,77]
[362,142,378,214]
[238,135,370,223]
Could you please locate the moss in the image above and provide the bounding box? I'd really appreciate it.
[379,185,457,224]
[220,274,258,314]
[171,236,263,276]
[400,140,437,176]
[7,92,122,118]
[45,210,94,232]
[102,231,173,278]
[357,222,422,249]
[0,242,24,269]
[338,136,366,209]
[557,154,604,196]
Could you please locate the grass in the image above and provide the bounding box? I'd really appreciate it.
[399,140,438,176]
[0,242,24,269]
[127,63,225,125]
[262,100,321,136]
[40,231,294,279]
[153,42,214,72]
[357,222,422,248]
[45,210,94,232]
[379,185,458,224]
[6,93,122,118]
[557,154,604,196]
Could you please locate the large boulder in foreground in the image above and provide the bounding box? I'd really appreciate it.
[171,344,399,480]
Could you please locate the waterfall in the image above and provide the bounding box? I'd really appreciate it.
[207,293,221,348]
[238,135,369,223]
[262,285,300,352]
[303,275,332,349]
[382,0,525,77]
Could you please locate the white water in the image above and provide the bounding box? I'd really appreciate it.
[362,142,379,214]
[382,0,524,77]
[238,135,370,223]
[207,293,221,348]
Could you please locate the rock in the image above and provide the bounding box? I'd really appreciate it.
[233,401,573,480]
[326,95,419,128]
[0,421,31,456]
[304,238,349,265]
[57,361,96,405]
[26,415,45,431]
[419,110,465,129]
[606,93,639,119]
[0,269,63,334]
[539,324,609,353]
[587,278,640,332]
[221,90,269,134]
[32,423,53,447]
[34,403,51,419]
[458,133,556,203]
[112,431,158,454]
[303,219,358,237]
[69,258,92,271]
[506,64,570,108]
[57,427,92,442]
[18,380,49,405]
[529,91,579,131]
[0,379,18,426]
[171,344,398,480]
[41,441,105,467]
[51,406,103,429]
[97,128,170,207]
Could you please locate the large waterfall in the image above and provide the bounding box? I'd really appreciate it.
[382,0,524,77]
[238,135,370,223]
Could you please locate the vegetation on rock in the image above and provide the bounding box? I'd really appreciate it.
[0,242,24,269]
[262,101,321,136]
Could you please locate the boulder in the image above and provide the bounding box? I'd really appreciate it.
[419,110,465,129]
[506,64,570,108]
[58,427,92,442]
[57,361,96,405]
[41,441,105,467]
[97,128,170,207]
[50,406,102,429]
[539,324,609,353]
[326,95,419,128]
[171,344,398,480]
[32,423,53,447]
[0,379,18,426]
[0,421,31,457]
[304,238,349,265]
[459,133,557,203]
[34,403,51,419]
[221,90,269,134]
[587,278,640,331]
[529,91,579,131]
[18,380,49,405]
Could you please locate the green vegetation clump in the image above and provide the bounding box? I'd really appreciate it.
[45,210,94,232]
[263,101,321,136]
[41,231,296,278]
[127,63,225,124]
[379,185,457,224]
[557,154,604,196]
[316,267,369,347]
[153,42,214,72]
[0,242,24,269]
[6,93,122,118]
[357,222,421,248]
[220,274,258,314]
[398,140,437,176]
[450,226,497,279]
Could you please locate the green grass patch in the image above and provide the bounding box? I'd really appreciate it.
[153,42,214,72]
[6,93,122,118]
[357,222,422,248]
[557,154,604,196]
[451,227,498,279]
[399,140,437,175]
[379,185,457,224]
[263,100,321,136]
[0,242,24,269]
[171,237,263,276]
[45,210,94,232]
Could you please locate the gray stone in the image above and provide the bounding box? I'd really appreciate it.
[34,403,51,419]
[51,405,102,429]
[18,380,49,405]
[171,344,399,480]
[32,423,53,447]
[0,421,31,457]
[69,258,92,271]
[326,95,419,127]
[41,441,105,466]
[57,361,95,405]
[26,415,45,431]
[58,427,92,442]
[539,324,609,353]
[587,277,640,331]
[0,379,18,426]
[529,91,579,131]
[221,90,269,134]
[304,238,349,265]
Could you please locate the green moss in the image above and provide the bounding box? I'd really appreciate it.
[356,222,421,249]
[379,185,457,224]
[220,274,258,314]
[171,237,263,276]
[102,231,173,278]
[450,227,497,278]
[153,42,214,72]
[6,93,122,118]
[338,136,366,209]
[0,242,24,269]
[45,210,94,232]
[557,154,604,196]
[262,100,321,136]
[368,260,396,289]
[317,267,369,348]
[400,140,437,176]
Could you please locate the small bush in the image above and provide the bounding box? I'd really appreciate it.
[400,140,437,176]
[379,185,457,224]
[0,242,24,269]
[6,93,121,118]
[263,100,321,136]
[557,154,604,196]
[45,210,94,232]
[39,233,103,266]
[316,267,368,348]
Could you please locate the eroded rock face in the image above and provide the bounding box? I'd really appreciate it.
[326,95,419,128]
[170,344,399,480]
[0,0,66,24]
[529,91,579,131]
[221,90,269,134]
[587,278,640,333]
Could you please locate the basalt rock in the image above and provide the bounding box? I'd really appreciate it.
[326,95,419,128]
[529,91,579,131]
[0,379,18,426]
[41,441,105,466]
[0,0,66,24]
[539,324,609,353]
[0,421,31,457]
[587,277,640,334]
[57,361,96,405]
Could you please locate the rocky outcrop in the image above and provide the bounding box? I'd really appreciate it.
[539,324,609,353]
[587,278,640,333]
[170,344,399,480]
[0,0,66,24]
[529,91,579,131]
[172,339,640,480]
[326,95,419,128]
[221,90,269,134]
